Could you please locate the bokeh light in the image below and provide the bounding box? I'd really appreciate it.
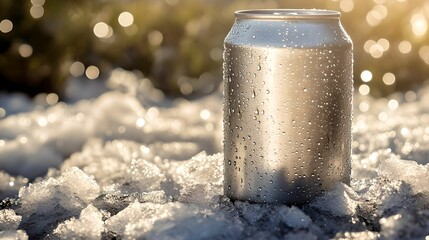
[0,19,13,33]
[85,66,100,80]
[118,12,134,27]
[359,101,370,112]
[31,0,45,6]
[411,13,428,37]
[18,44,33,58]
[30,0,45,19]
[419,46,429,64]
[30,6,44,19]
[398,41,412,54]
[382,72,396,85]
[360,70,373,82]
[148,30,163,46]
[378,111,388,122]
[404,90,417,102]
[359,84,370,95]
[93,22,113,39]
[136,118,146,128]
[387,99,399,110]
[377,38,389,51]
[366,4,388,27]
[200,109,211,120]
[339,0,354,12]
[210,48,223,61]
[69,61,85,77]
[364,39,390,58]
[0,108,5,118]
[1,0,429,98]
[46,93,59,105]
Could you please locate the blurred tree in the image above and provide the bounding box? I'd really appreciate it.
[0,0,428,98]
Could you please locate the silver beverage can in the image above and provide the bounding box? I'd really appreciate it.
[223,9,353,204]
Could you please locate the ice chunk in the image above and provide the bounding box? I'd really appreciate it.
[62,139,167,195]
[61,139,140,188]
[17,167,100,238]
[105,201,243,239]
[278,205,312,229]
[104,201,189,238]
[0,209,21,231]
[143,211,243,240]
[169,152,223,187]
[104,201,154,237]
[0,230,28,240]
[53,204,104,239]
[62,140,222,203]
[353,176,418,233]
[379,157,429,195]
[310,183,359,217]
[233,201,273,225]
[18,167,100,212]
[178,183,221,204]
[169,152,223,203]
[93,190,168,214]
[122,158,166,194]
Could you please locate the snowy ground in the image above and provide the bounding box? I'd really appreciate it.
[1,69,429,239]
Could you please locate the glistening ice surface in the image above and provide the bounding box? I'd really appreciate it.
[1,69,429,239]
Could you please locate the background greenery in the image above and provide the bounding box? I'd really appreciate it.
[0,0,428,98]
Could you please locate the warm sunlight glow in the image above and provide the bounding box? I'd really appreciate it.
[411,13,428,37]
[398,41,412,54]
[93,22,113,38]
[118,12,134,27]
[18,44,33,58]
[85,65,100,79]
[382,72,396,85]
[361,70,373,82]
[0,19,13,33]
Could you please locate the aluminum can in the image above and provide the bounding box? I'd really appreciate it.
[223,9,353,204]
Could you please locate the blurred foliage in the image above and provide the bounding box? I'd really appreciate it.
[0,0,428,98]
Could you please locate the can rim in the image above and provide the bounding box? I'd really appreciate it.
[235,9,341,19]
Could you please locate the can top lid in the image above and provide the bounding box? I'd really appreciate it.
[235,9,340,19]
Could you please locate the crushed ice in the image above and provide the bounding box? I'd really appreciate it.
[0,69,428,239]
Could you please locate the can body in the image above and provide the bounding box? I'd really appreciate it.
[223,9,353,204]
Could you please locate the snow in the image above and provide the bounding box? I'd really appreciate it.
[309,183,359,217]
[53,204,104,239]
[0,209,21,231]
[0,230,28,240]
[1,68,429,239]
